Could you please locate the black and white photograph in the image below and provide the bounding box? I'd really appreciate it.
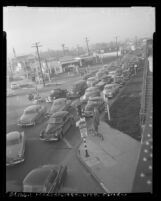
[4,7,154,194]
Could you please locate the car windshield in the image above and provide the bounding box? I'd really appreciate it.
[7,138,20,146]
[48,117,63,124]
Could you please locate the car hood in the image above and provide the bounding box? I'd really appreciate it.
[7,144,21,161]
[20,113,37,122]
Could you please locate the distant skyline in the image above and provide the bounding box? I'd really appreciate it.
[3,7,155,58]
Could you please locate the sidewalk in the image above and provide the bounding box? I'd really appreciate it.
[78,121,141,193]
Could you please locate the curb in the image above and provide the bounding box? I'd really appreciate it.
[76,139,111,193]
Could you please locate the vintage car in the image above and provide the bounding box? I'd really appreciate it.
[6,131,25,166]
[11,83,19,89]
[95,70,108,81]
[84,97,105,117]
[40,111,74,141]
[46,88,68,103]
[23,164,67,193]
[46,98,73,117]
[86,77,98,87]
[7,88,16,97]
[95,81,107,91]
[81,90,101,102]
[67,80,87,99]
[101,75,113,84]
[18,105,47,126]
[103,83,120,98]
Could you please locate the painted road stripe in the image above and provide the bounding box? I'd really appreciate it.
[63,138,72,149]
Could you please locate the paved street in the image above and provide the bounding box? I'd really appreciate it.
[6,74,105,193]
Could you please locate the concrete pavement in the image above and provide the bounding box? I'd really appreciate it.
[78,121,141,193]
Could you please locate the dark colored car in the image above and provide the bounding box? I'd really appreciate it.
[18,105,47,126]
[68,80,87,99]
[46,88,68,103]
[40,111,74,141]
[23,164,67,193]
[84,97,105,117]
[46,98,72,117]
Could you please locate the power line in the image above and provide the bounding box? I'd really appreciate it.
[32,42,45,86]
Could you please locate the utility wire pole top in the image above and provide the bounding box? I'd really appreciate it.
[32,42,45,87]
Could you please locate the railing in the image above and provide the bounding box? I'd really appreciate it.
[139,57,149,126]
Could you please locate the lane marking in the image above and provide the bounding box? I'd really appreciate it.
[63,138,73,149]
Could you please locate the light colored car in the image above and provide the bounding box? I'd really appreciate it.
[84,97,105,117]
[103,83,120,98]
[86,77,98,87]
[7,88,16,97]
[11,83,19,89]
[47,98,72,117]
[40,111,74,141]
[23,164,67,193]
[18,105,46,126]
[6,131,25,166]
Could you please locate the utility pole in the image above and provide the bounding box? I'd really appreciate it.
[85,37,90,56]
[62,44,65,56]
[115,36,118,58]
[45,59,51,82]
[32,42,45,87]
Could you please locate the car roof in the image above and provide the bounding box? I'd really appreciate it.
[86,87,99,91]
[89,96,103,101]
[7,131,20,140]
[53,98,66,103]
[51,111,69,118]
[25,105,41,111]
[87,77,96,81]
[23,165,58,186]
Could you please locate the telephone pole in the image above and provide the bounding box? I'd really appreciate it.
[62,44,65,56]
[85,37,90,56]
[115,36,118,58]
[32,42,45,87]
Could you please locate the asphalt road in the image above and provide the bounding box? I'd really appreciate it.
[6,75,105,193]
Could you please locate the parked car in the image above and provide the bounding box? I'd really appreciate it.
[23,164,67,193]
[11,83,19,89]
[46,98,72,117]
[103,83,120,98]
[96,70,108,81]
[86,77,98,87]
[18,105,47,126]
[95,81,106,91]
[7,88,16,97]
[46,88,68,103]
[101,75,113,84]
[67,80,87,99]
[6,131,25,166]
[40,111,74,141]
[84,97,105,117]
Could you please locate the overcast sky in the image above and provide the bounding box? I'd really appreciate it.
[3,7,155,58]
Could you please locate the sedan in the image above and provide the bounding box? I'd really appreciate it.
[23,164,67,193]
[6,131,25,166]
[84,97,105,117]
[7,88,16,97]
[81,91,101,102]
[86,77,98,87]
[95,81,106,91]
[18,105,47,126]
[103,83,120,98]
[46,98,72,117]
[46,88,68,103]
[40,111,74,141]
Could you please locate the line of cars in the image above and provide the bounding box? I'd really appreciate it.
[7,58,141,192]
